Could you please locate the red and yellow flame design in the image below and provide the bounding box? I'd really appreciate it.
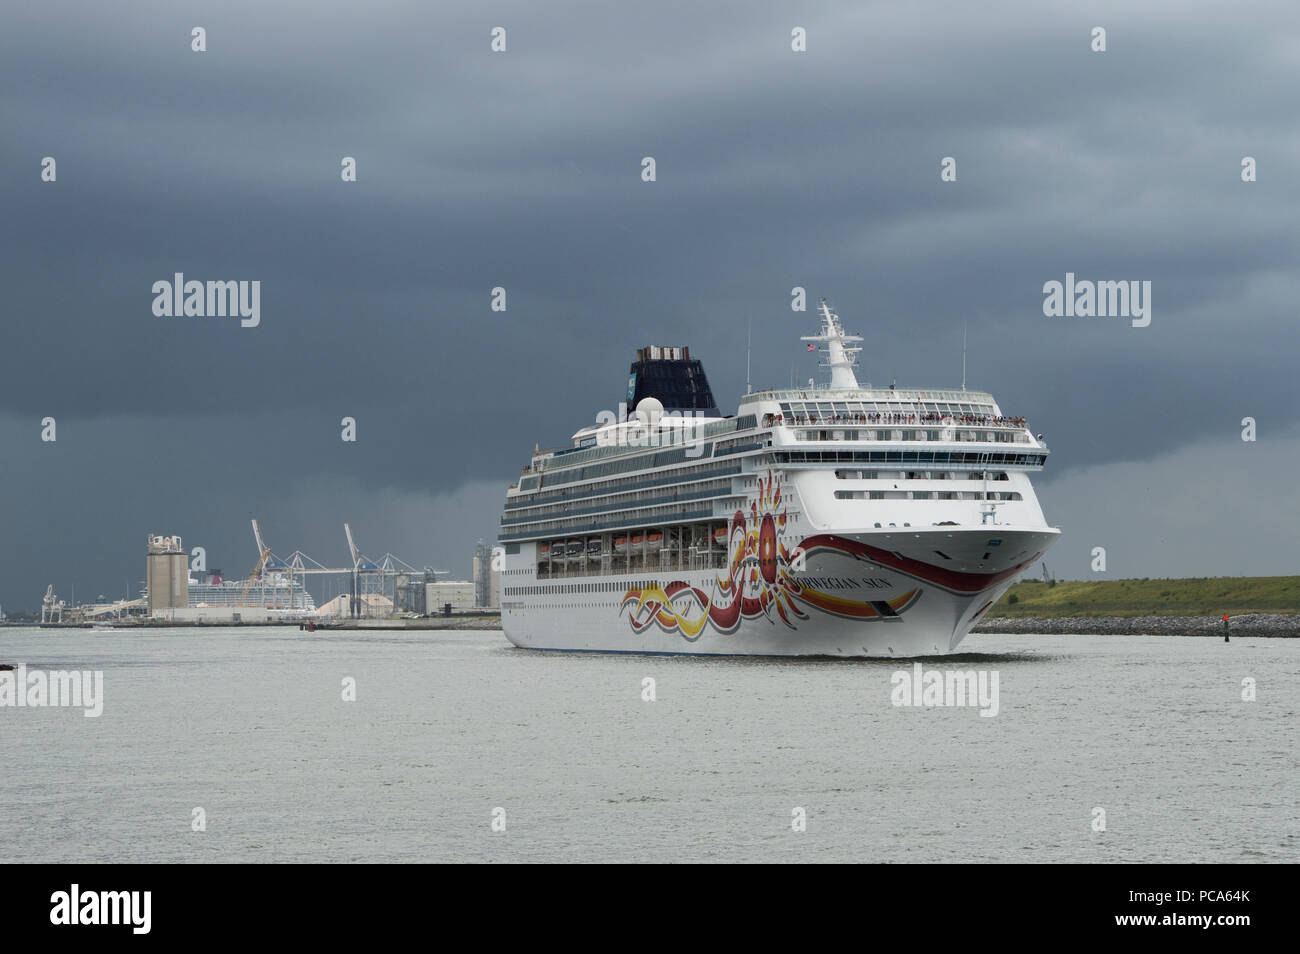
[620,471,918,639]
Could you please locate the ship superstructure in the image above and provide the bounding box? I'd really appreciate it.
[187,573,316,611]
[498,300,1059,656]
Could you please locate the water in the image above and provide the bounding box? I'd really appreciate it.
[1,626,1294,863]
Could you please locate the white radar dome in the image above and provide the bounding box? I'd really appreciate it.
[635,396,664,425]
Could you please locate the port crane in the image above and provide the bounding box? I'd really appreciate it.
[233,519,425,618]
[41,584,65,624]
[344,523,419,617]
[237,519,272,606]
[346,522,364,617]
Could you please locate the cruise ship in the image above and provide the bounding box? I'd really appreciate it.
[186,571,317,612]
[498,300,1060,656]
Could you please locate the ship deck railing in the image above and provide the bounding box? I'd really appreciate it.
[745,387,996,403]
[777,413,1027,428]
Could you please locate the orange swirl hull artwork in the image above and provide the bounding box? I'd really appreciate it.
[620,471,922,639]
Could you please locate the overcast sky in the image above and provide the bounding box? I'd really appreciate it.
[2,0,1298,611]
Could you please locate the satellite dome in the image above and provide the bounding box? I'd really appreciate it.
[635,396,664,425]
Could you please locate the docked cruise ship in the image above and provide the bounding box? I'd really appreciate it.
[187,572,317,612]
[498,300,1060,656]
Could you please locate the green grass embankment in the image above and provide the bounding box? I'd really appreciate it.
[991,576,1300,618]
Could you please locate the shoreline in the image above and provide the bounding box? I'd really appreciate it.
[8,615,1296,637]
[974,613,1298,637]
[4,616,503,632]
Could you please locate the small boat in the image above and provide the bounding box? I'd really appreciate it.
[566,540,583,557]
[586,540,602,556]
[713,527,728,546]
[645,531,663,549]
[614,535,628,554]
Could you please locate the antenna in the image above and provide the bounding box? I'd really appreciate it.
[746,319,752,394]
[962,321,967,391]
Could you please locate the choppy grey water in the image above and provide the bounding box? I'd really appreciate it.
[0,626,1294,863]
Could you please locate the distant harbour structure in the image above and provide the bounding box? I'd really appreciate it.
[314,592,392,618]
[109,524,494,624]
[428,580,477,615]
[473,540,501,610]
[147,530,316,623]
[41,585,65,624]
[393,568,440,615]
[145,534,188,616]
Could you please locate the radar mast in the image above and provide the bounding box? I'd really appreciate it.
[801,299,863,389]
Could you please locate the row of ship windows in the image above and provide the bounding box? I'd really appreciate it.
[776,451,1046,466]
[836,469,1010,481]
[505,581,660,597]
[537,424,762,488]
[793,429,1022,444]
[503,478,732,522]
[535,415,758,473]
[509,461,743,509]
[538,447,709,488]
[833,490,1024,501]
[778,401,996,418]
[536,551,733,577]
[502,603,622,611]
[502,499,731,535]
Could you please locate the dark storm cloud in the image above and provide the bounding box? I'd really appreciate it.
[2,0,1298,607]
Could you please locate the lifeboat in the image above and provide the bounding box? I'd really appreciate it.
[645,531,664,549]
[614,535,629,554]
[713,527,728,547]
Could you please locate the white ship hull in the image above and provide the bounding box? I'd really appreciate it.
[502,525,1058,657]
